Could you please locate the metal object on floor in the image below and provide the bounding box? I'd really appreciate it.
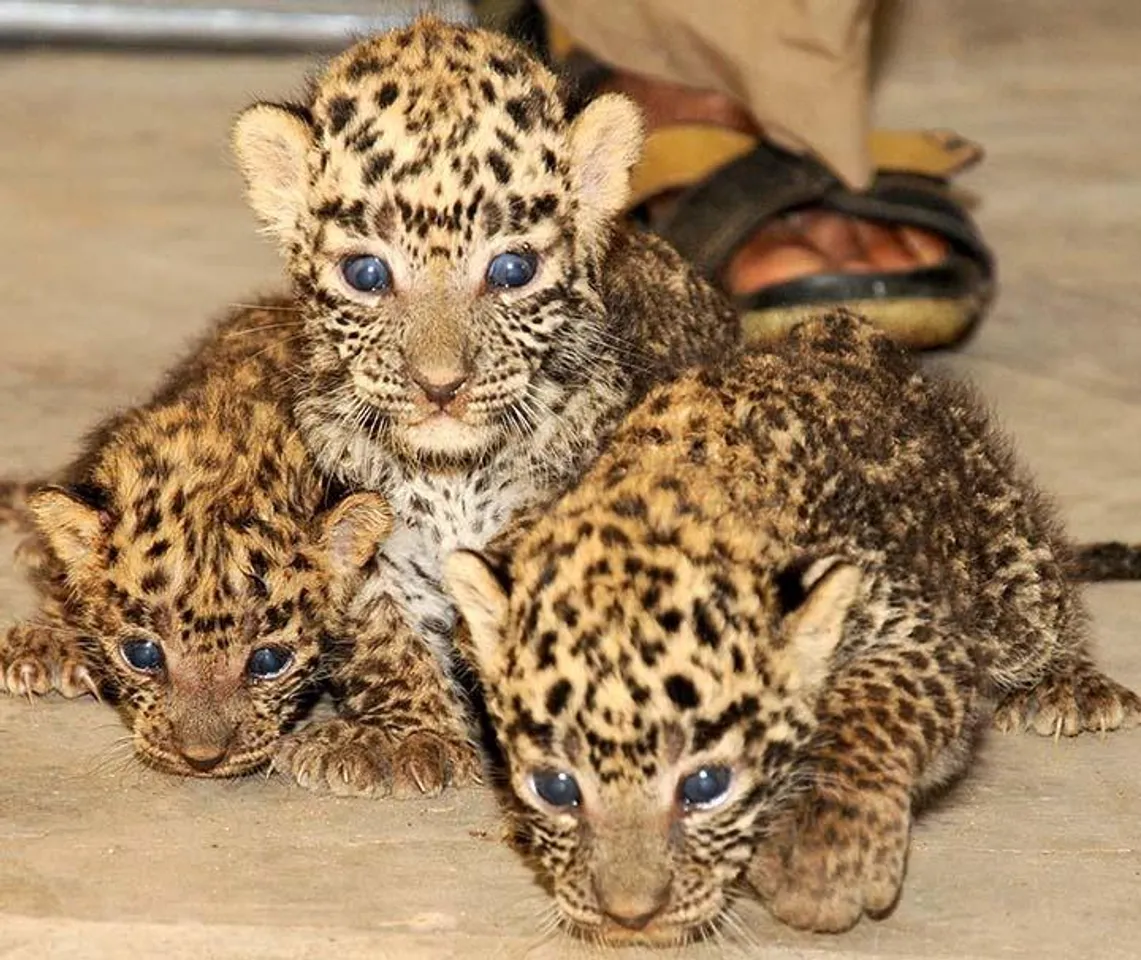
[0,1,474,51]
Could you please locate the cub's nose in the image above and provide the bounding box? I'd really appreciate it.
[410,367,468,407]
[596,879,672,931]
[607,903,665,931]
[180,742,229,774]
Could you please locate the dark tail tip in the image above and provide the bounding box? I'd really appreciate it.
[1070,542,1141,581]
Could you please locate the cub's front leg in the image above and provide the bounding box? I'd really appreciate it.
[748,618,982,933]
[275,592,481,798]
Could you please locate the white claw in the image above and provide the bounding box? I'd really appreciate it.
[19,663,36,703]
[411,765,428,794]
[78,667,102,703]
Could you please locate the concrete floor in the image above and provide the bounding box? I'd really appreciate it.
[1,2,1140,957]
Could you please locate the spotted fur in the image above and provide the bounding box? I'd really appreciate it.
[446,312,1141,943]
[0,305,395,780]
[230,16,740,792]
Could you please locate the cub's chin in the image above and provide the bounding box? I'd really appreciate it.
[398,414,502,464]
[567,918,704,949]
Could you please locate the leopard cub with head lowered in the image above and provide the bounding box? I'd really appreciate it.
[229,15,740,792]
[0,307,402,782]
[447,312,1141,945]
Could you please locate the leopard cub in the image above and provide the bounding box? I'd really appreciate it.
[447,311,1140,944]
[0,305,393,780]
[226,14,738,795]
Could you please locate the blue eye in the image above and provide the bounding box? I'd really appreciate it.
[247,645,293,680]
[530,769,581,808]
[120,638,164,673]
[487,251,538,289]
[678,766,733,809]
[341,254,392,292]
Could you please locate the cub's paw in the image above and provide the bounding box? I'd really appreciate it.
[748,786,911,933]
[274,718,480,799]
[275,719,395,797]
[388,729,482,798]
[0,625,96,700]
[994,668,1141,737]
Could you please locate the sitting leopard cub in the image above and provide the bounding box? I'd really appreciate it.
[0,305,398,781]
[446,311,1140,943]
[229,16,740,794]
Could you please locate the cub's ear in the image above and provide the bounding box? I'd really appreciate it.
[231,102,313,246]
[444,550,512,677]
[320,492,394,581]
[27,487,107,577]
[568,93,644,250]
[773,555,862,693]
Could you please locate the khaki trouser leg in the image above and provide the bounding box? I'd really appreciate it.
[538,0,875,188]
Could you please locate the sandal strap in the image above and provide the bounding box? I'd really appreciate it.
[630,126,985,213]
[869,129,984,178]
[655,140,838,280]
[628,126,756,212]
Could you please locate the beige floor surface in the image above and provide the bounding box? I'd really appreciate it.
[1,2,1140,957]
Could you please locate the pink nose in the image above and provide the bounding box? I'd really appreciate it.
[596,877,672,931]
[606,903,664,931]
[180,743,228,773]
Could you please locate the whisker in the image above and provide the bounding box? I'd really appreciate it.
[245,330,311,363]
[78,735,140,782]
[227,301,302,314]
[222,319,306,339]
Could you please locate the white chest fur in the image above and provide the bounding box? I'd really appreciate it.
[371,465,540,656]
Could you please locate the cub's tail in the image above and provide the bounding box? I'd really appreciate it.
[1070,541,1141,582]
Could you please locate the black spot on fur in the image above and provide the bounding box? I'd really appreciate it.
[599,525,630,548]
[139,569,168,594]
[553,599,578,628]
[135,505,162,536]
[545,679,573,717]
[486,150,512,185]
[505,95,534,132]
[326,95,357,135]
[248,549,269,580]
[264,604,290,633]
[693,695,760,751]
[509,699,554,751]
[314,197,344,222]
[692,600,720,649]
[664,674,700,710]
[362,150,395,187]
[731,645,746,674]
[535,630,558,670]
[489,55,518,78]
[494,127,518,152]
[612,497,647,519]
[345,56,391,82]
[529,193,558,223]
[375,82,399,110]
[481,199,502,237]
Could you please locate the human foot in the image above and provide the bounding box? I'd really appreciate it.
[602,71,950,298]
